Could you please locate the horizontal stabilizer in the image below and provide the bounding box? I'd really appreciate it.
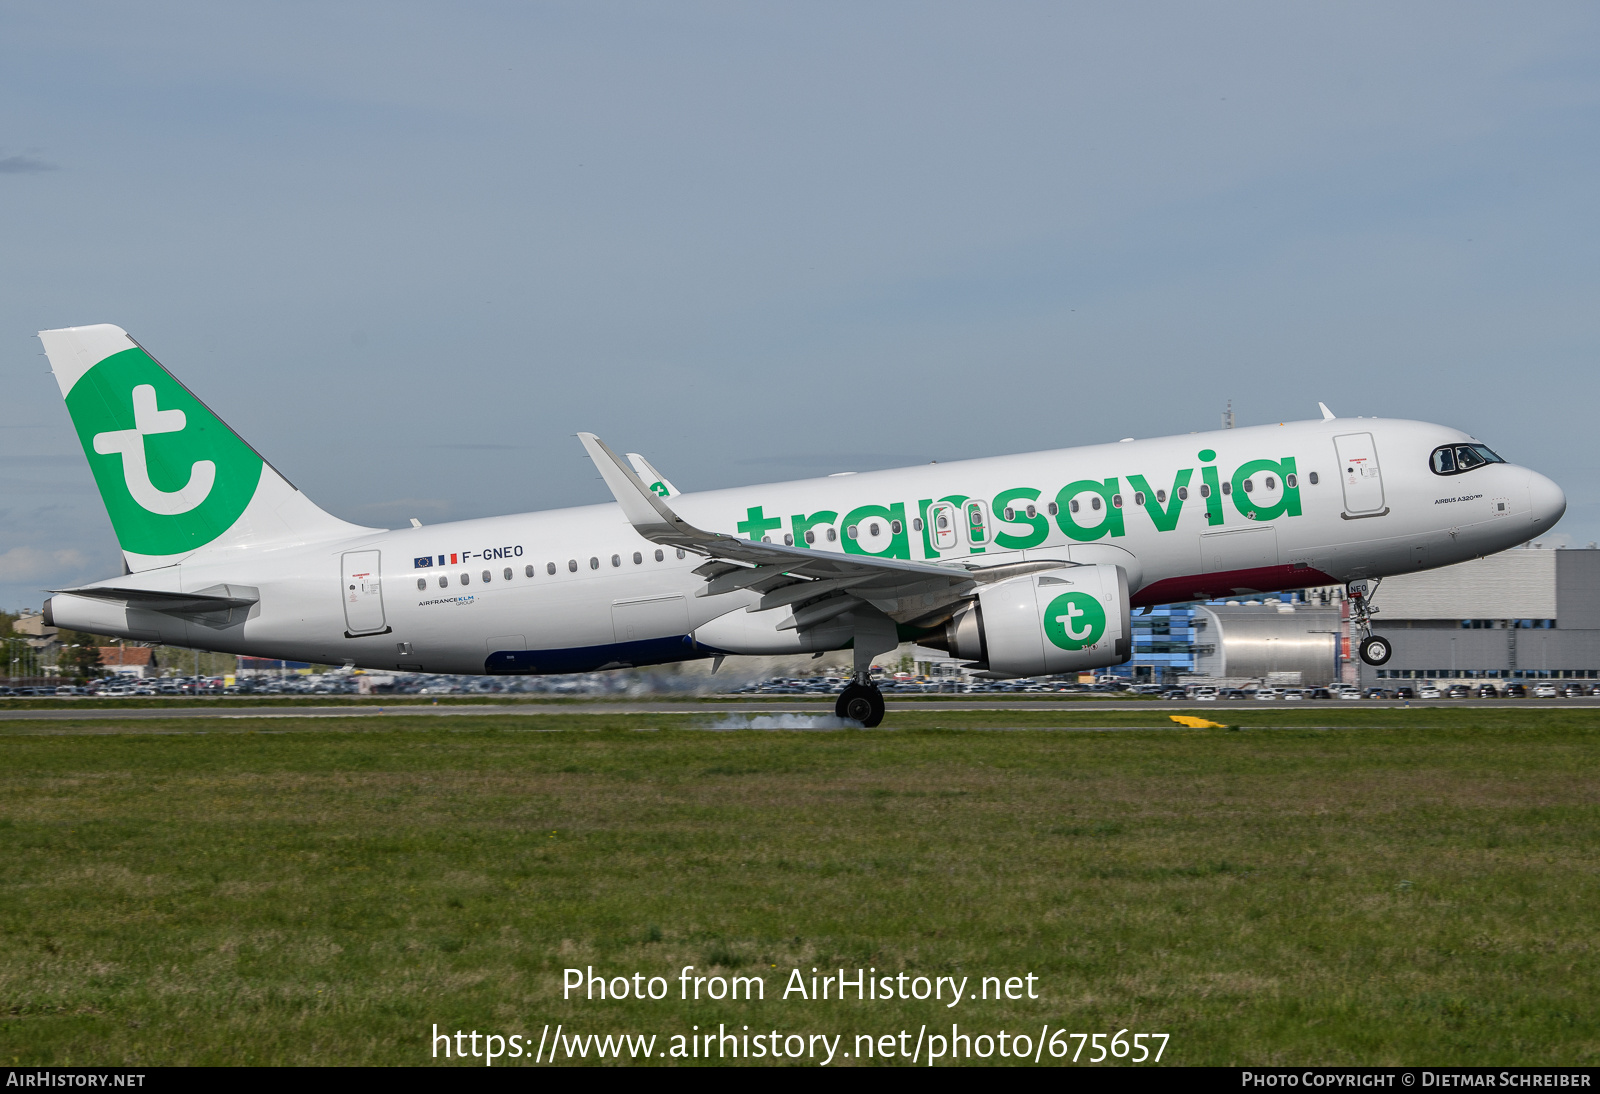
[50,583,259,621]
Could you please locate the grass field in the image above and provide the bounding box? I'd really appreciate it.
[1,708,1597,1066]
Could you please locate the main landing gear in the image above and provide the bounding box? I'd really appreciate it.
[1349,579,1392,666]
[835,672,886,727]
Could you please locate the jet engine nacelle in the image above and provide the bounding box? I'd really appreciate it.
[930,564,1131,677]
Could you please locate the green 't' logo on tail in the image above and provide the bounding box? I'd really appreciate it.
[67,347,263,556]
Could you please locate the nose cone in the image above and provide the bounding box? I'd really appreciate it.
[1527,470,1567,529]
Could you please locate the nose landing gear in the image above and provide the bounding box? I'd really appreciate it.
[835,672,886,727]
[1358,634,1392,666]
[1349,579,1391,666]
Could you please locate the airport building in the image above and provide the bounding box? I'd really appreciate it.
[1190,599,1342,687]
[1362,546,1600,685]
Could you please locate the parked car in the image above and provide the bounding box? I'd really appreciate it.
[1338,688,1364,700]
[1254,688,1277,701]
[1446,684,1472,698]
[1476,684,1500,698]
[1309,688,1332,699]
[1221,688,1249,700]
[1418,686,1441,699]
[1282,689,1305,700]
[1363,687,1390,699]
[1563,684,1588,697]
[1395,687,1415,699]
[1531,684,1557,698]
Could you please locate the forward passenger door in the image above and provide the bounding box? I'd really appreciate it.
[1334,433,1386,516]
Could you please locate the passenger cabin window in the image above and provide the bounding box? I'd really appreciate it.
[633,552,642,564]
[783,534,793,546]
[460,573,470,585]
[1308,472,1318,485]
[590,557,600,569]
[568,560,577,572]
[481,569,491,582]
[655,549,664,562]
[526,564,536,577]
[417,578,426,591]
[611,554,621,567]
[504,567,513,580]
[439,576,448,588]
[548,562,558,575]
[1431,443,1506,476]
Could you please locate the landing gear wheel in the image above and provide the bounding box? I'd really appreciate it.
[1359,635,1392,666]
[835,683,885,727]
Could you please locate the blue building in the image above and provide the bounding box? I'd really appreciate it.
[1123,603,1198,683]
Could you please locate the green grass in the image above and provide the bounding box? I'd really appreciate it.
[1,710,1597,1066]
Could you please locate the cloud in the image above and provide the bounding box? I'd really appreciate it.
[0,154,56,174]
[0,546,90,582]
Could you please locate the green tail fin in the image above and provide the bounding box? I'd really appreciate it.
[40,324,365,570]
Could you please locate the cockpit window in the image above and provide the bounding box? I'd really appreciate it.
[1430,443,1506,476]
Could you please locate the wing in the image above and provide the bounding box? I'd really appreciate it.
[578,432,1065,630]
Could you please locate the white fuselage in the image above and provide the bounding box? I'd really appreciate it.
[49,417,1565,675]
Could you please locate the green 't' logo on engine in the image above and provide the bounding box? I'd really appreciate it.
[66,347,263,557]
[1043,591,1106,651]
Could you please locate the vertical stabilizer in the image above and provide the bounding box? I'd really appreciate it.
[40,324,374,571]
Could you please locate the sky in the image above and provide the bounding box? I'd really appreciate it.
[2,2,1598,610]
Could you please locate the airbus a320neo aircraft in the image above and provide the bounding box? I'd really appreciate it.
[37,324,1565,725]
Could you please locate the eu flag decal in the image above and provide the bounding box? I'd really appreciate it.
[413,556,434,568]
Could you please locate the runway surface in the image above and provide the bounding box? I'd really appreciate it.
[2,698,1598,720]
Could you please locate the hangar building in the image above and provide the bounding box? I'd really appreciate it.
[1191,601,1341,686]
[1363,546,1600,685]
